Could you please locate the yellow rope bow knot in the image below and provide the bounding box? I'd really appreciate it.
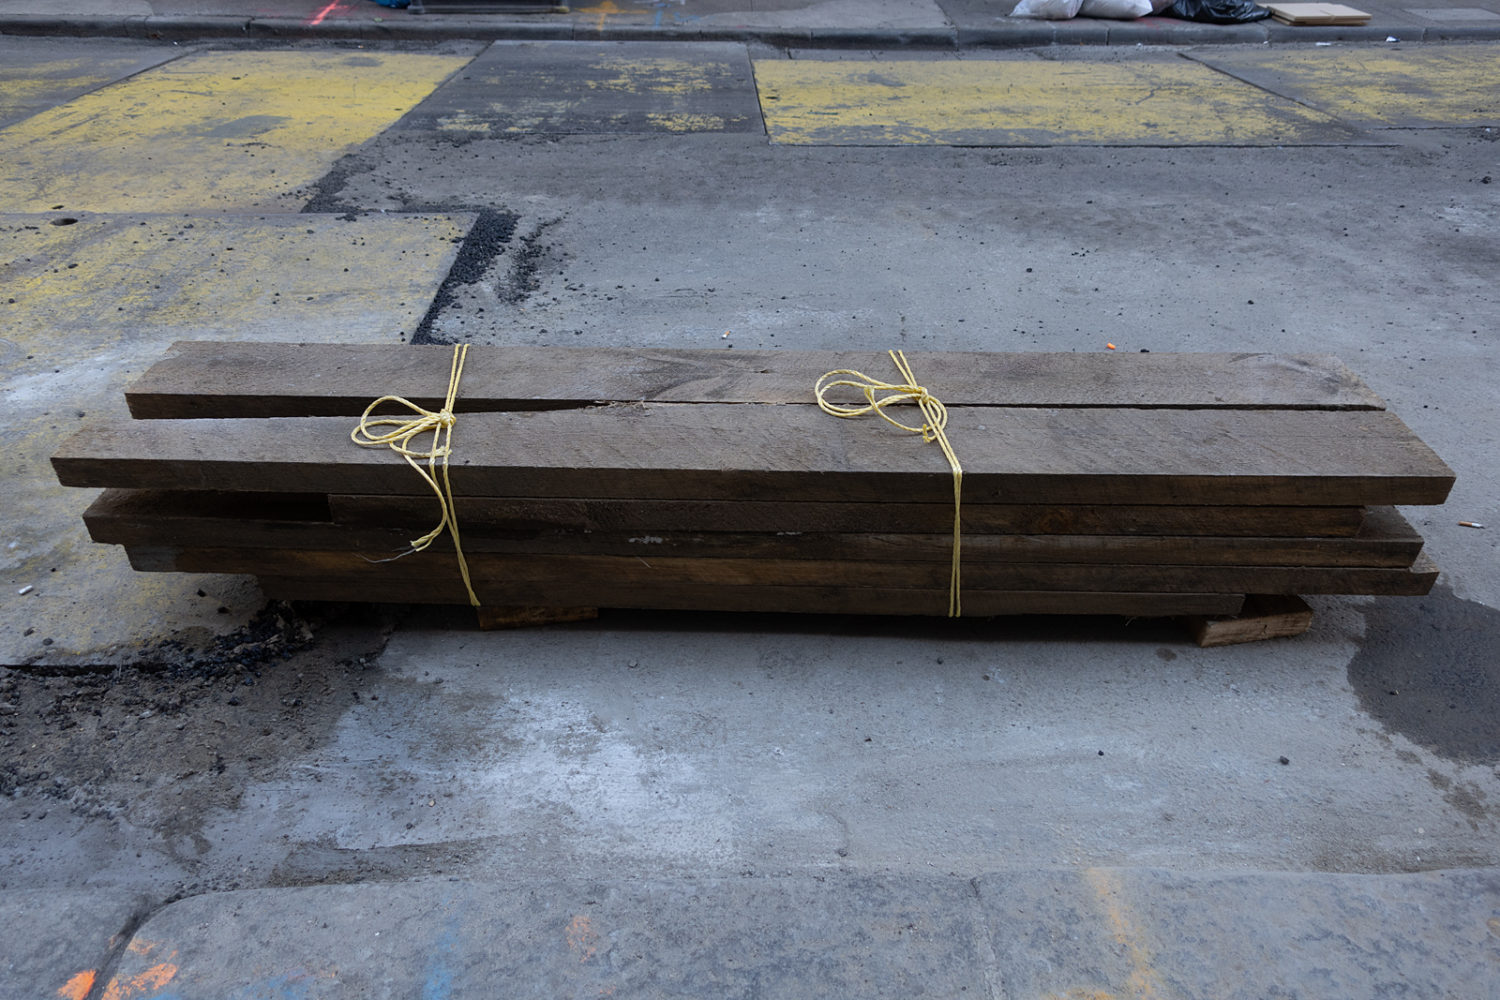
[814,372,948,440]
[815,350,963,617]
[350,344,479,607]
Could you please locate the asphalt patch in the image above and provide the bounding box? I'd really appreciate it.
[0,602,398,897]
[297,151,368,218]
[1348,585,1500,765]
[393,40,763,136]
[497,217,562,307]
[411,207,521,345]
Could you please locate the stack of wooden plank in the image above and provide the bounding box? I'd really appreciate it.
[53,342,1452,623]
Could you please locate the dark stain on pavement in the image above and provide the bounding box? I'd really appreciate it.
[190,114,290,140]
[1348,585,1500,766]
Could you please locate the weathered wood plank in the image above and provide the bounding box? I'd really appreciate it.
[84,492,1422,568]
[53,405,1456,506]
[123,546,1441,596]
[83,489,335,530]
[125,343,1389,418]
[333,495,1367,538]
[253,574,1246,618]
[84,488,1368,541]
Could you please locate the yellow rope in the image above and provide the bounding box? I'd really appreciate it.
[815,349,963,617]
[350,344,479,607]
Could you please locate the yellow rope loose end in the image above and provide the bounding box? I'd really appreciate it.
[815,350,963,618]
[351,344,480,608]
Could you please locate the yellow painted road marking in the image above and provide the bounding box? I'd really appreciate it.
[1,212,470,663]
[0,50,471,213]
[1190,48,1500,128]
[753,58,1365,146]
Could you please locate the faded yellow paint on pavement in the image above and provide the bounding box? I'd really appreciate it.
[1191,47,1500,128]
[753,58,1364,146]
[0,50,470,213]
[0,212,470,665]
[0,45,177,129]
[0,57,135,121]
[1084,868,1170,1000]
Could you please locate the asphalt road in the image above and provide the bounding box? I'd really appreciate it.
[2,28,1498,999]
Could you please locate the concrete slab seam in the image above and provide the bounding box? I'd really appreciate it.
[80,897,162,1000]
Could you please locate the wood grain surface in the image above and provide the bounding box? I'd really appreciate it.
[125,343,1388,417]
[55,404,1455,506]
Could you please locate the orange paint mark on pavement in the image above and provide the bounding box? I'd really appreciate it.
[576,0,627,30]
[565,914,601,962]
[100,962,179,1000]
[309,0,353,25]
[55,969,95,1000]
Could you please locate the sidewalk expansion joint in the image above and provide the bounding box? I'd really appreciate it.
[82,897,163,1000]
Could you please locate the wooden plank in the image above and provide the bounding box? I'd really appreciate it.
[123,546,1441,596]
[85,493,1422,568]
[476,605,599,629]
[82,488,409,551]
[333,495,1368,538]
[88,488,1367,545]
[124,343,1389,418]
[84,489,1365,540]
[1183,594,1315,647]
[52,404,1456,507]
[253,575,1246,618]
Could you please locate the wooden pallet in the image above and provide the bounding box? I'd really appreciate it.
[54,343,1454,637]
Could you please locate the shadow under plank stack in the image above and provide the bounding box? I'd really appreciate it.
[53,343,1453,644]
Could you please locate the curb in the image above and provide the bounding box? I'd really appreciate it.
[5,12,1500,46]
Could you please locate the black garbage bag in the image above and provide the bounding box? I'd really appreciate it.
[1161,0,1271,22]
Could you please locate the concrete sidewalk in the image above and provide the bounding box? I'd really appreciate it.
[11,869,1500,999]
[1,0,1499,46]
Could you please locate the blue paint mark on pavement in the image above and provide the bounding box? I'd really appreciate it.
[422,899,461,1000]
